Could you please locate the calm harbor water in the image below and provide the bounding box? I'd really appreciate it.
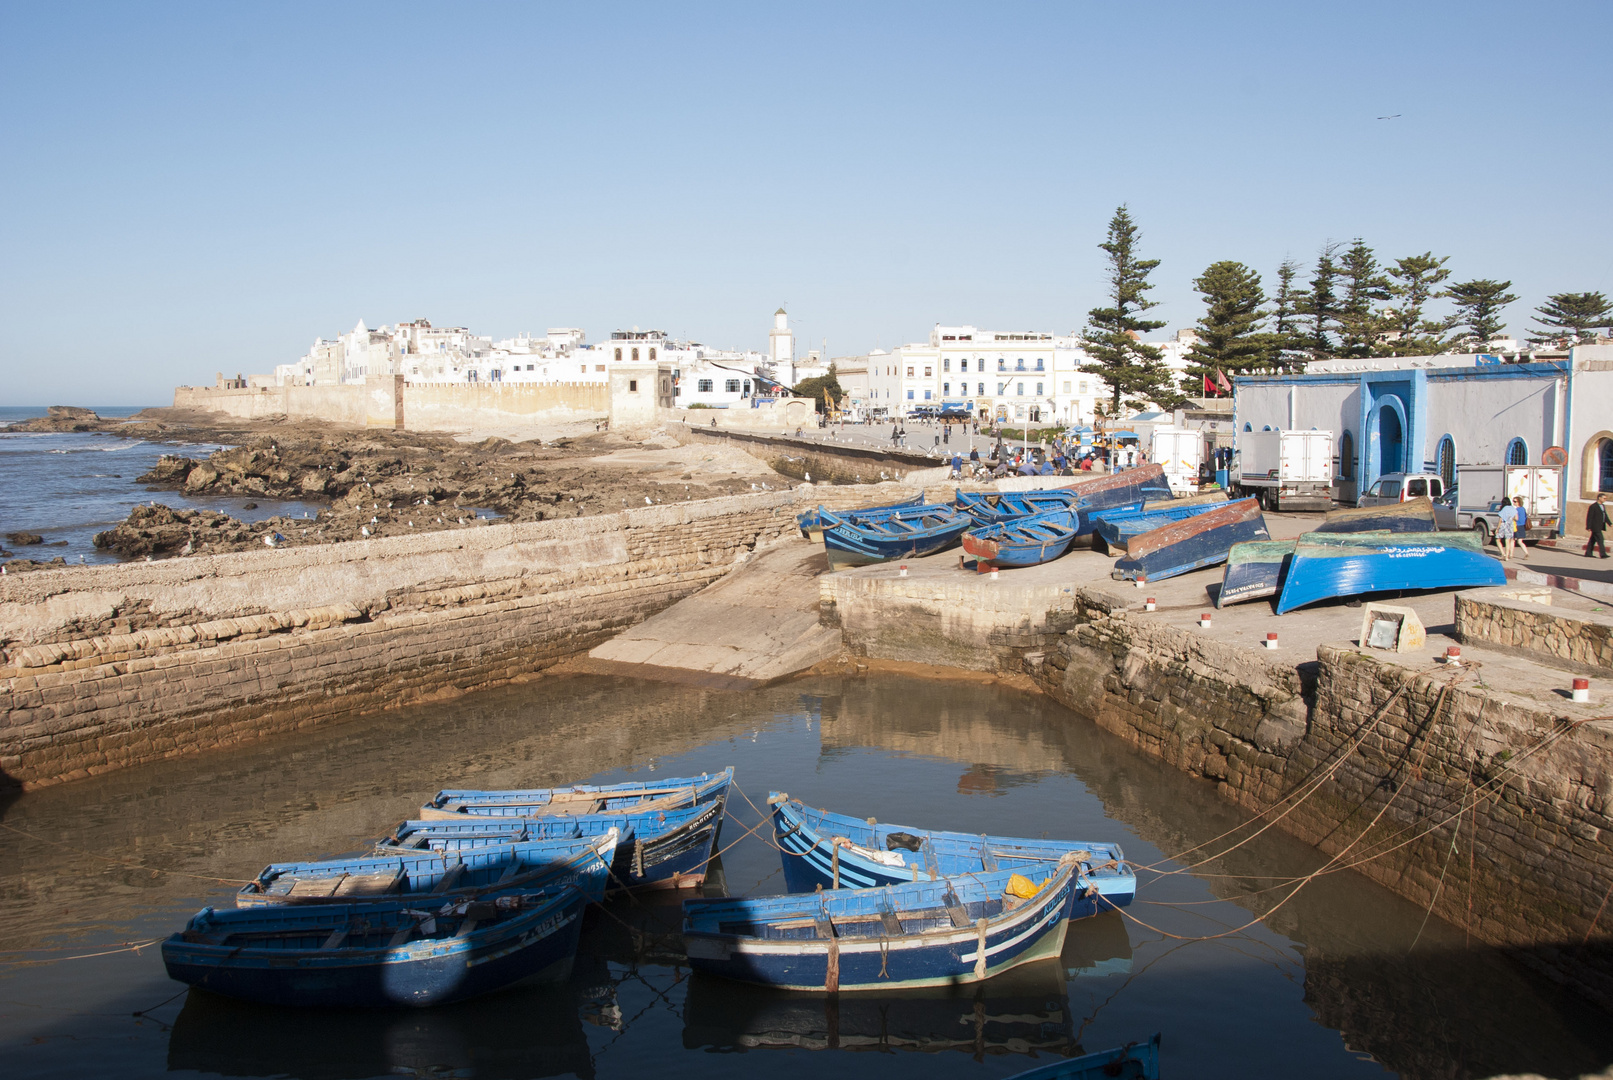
[0,407,318,564]
[1,672,1609,1080]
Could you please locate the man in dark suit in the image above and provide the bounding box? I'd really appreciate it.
[1586,493,1610,558]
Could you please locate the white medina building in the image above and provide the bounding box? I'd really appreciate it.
[865,325,1111,424]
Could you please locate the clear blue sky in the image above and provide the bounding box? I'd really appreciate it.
[3,1,1609,404]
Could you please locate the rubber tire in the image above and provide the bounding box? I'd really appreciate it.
[1472,520,1489,545]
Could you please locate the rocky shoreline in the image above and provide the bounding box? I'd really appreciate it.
[5,408,793,566]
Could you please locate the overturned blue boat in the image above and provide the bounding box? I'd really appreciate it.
[961,511,1080,569]
[1111,497,1269,583]
[1093,493,1232,552]
[954,488,1078,526]
[1004,1034,1162,1080]
[380,799,726,891]
[820,503,973,570]
[237,829,618,908]
[418,767,733,820]
[1215,538,1298,608]
[163,885,587,1008]
[799,496,922,541]
[682,859,1083,991]
[1313,495,1436,534]
[768,794,1135,909]
[1274,529,1503,614]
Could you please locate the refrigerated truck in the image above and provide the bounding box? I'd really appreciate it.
[1149,426,1203,496]
[1441,464,1563,542]
[1234,429,1334,512]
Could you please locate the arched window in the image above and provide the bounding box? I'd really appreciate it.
[1340,431,1354,479]
[1506,438,1528,466]
[1600,439,1613,493]
[1437,436,1456,488]
[1244,423,1252,432]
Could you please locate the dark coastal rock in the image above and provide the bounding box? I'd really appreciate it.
[47,406,98,420]
[136,455,199,485]
[6,532,43,546]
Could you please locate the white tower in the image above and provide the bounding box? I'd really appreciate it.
[769,307,794,383]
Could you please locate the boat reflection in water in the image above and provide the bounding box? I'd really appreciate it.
[166,978,595,1080]
[681,912,1134,1060]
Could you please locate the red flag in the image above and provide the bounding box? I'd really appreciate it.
[1203,374,1215,396]
[1216,369,1233,395]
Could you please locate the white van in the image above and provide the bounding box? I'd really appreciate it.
[1357,473,1445,508]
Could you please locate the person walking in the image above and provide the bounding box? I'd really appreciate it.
[1586,493,1610,559]
[1512,497,1530,560]
[1495,498,1519,560]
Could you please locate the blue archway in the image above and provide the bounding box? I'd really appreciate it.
[1374,401,1405,476]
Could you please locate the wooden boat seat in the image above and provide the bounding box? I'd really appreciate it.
[942,887,971,929]
[320,927,349,950]
[335,871,401,898]
[285,875,346,898]
[980,841,999,873]
[429,863,467,894]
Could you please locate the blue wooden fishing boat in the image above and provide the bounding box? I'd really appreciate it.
[768,795,1135,909]
[418,767,733,820]
[954,488,1079,526]
[961,511,1080,569]
[1093,497,1233,552]
[1111,497,1268,583]
[1313,495,1435,534]
[380,799,726,891]
[1003,1034,1162,1080]
[681,859,1082,991]
[820,503,973,570]
[1068,463,1173,511]
[163,885,587,1007]
[1215,538,1296,608]
[1274,529,1503,614]
[1143,489,1227,512]
[236,829,618,908]
[798,496,922,541]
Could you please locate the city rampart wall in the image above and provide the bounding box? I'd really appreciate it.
[0,484,917,790]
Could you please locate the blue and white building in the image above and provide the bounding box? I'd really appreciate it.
[1234,345,1613,533]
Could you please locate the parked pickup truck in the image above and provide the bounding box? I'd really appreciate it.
[1432,464,1562,543]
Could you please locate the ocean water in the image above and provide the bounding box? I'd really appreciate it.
[0,408,319,563]
[1,673,1608,1080]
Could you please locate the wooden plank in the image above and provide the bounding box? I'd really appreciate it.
[320,927,348,950]
[386,924,415,947]
[879,909,903,936]
[430,862,467,895]
[286,875,345,898]
[980,840,999,873]
[454,917,479,939]
[334,871,400,898]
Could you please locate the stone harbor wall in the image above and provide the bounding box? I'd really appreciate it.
[0,483,918,790]
[1036,597,1613,1010]
[1456,587,1613,674]
[674,425,942,486]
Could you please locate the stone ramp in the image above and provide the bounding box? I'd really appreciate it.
[582,535,841,688]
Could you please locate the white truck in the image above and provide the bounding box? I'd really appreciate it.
[1234,429,1334,512]
[1149,426,1203,496]
[1436,464,1562,543]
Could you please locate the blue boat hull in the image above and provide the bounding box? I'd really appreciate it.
[1215,540,1296,608]
[955,489,1078,526]
[822,507,973,569]
[1112,498,1269,583]
[421,767,732,819]
[961,511,1079,568]
[383,798,727,891]
[1314,496,1436,534]
[1274,531,1504,614]
[238,832,617,907]
[799,497,921,539]
[1003,1034,1162,1079]
[683,867,1080,991]
[1094,500,1230,551]
[163,890,586,1008]
[770,797,1134,909]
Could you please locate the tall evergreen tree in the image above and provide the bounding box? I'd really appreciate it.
[1445,278,1519,349]
[1381,252,1454,356]
[1181,261,1268,395]
[1080,206,1180,412]
[1300,242,1343,359]
[1529,291,1612,346]
[1268,256,1308,369]
[1336,239,1391,358]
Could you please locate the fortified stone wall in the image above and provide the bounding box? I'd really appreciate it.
[0,483,918,790]
[173,380,608,432]
[675,425,942,485]
[1038,598,1613,1009]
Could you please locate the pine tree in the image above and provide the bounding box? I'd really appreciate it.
[1180,261,1268,395]
[1381,252,1454,356]
[1080,206,1179,412]
[1300,242,1343,360]
[1336,239,1391,358]
[1529,292,1612,346]
[1268,257,1307,369]
[1445,279,1519,350]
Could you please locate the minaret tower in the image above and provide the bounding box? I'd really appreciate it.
[769,306,794,382]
